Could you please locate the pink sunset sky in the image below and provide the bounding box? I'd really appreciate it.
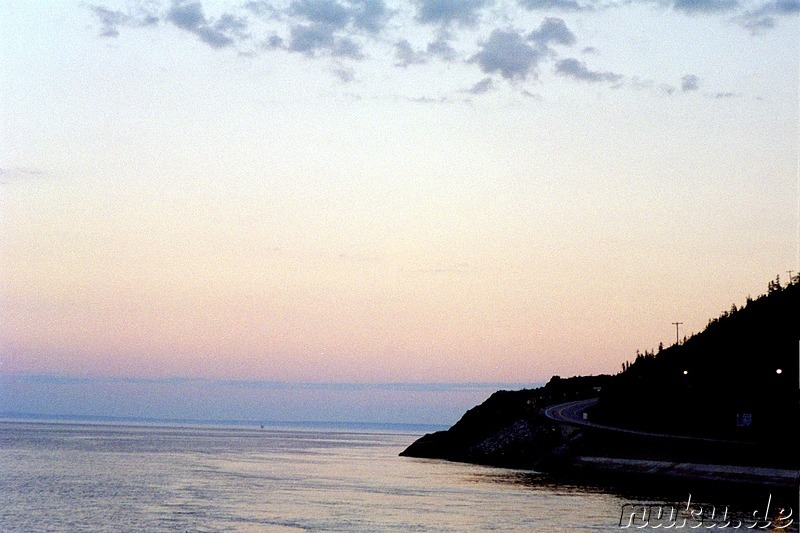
[1,0,797,422]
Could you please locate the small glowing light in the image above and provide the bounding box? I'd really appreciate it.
[776,368,783,375]
[682,370,688,375]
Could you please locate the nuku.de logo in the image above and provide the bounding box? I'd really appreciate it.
[619,494,794,529]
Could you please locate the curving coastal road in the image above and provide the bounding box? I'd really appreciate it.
[540,398,800,487]
[542,398,752,444]
[542,398,599,428]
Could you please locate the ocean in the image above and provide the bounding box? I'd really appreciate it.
[0,420,795,531]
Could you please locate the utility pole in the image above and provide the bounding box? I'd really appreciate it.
[672,322,683,345]
[787,271,794,285]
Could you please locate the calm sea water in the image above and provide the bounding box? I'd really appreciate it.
[0,420,795,531]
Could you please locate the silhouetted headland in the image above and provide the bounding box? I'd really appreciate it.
[401,276,799,488]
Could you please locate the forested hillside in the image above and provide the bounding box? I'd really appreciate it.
[594,275,799,440]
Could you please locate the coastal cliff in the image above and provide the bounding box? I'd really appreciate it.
[399,375,611,470]
[400,376,799,488]
[400,277,800,486]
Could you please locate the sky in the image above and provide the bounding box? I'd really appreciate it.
[0,0,798,424]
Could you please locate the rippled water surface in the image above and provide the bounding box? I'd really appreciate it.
[1,420,795,531]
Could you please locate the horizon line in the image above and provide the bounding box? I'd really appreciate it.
[0,411,451,432]
[0,373,548,391]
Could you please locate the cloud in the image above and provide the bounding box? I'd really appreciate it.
[671,0,739,13]
[681,74,699,91]
[332,65,356,82]
[741,14,777,30]
[463,18,578,83]
[408,95,450,103]
[470,29,544,80]
[91,5,159,38]
[1,374,537,426]
[92,6,128,37]
[393,34,456,66]
[285,23,364,58]
[414,0,491,26]
[349,0,391,33]
[756,0,800,15]
[629,0,798,33]
[165,0,246,48]
[0,167,45,185]
[466,77,494,94]
[5,373,532,393]
[332,37,364,58]
[215,13,250,38]
[243,1,276,16]
[264,34,285,49]
[9,374,201,385]
[740,0,800,33]
[86,0,782,97]
[194,26,236,47]
[518,0,593,11]
[629,77,654,90]
[660,83,676,95]
[282,0,389,57]
[291,0,351,28]
[528,17,576,47]
[290,0,390,32]
[555,58,622,82]
[288,23,336,54]
[394,39,427,66]
[167,0,206,30]
[426,37,458,61]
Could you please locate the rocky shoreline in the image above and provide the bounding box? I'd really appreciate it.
[399,375,607,470]
[399,376,799,490]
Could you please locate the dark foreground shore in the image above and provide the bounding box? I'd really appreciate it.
[400,377,799,490]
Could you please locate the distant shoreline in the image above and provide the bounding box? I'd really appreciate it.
[0,413,448,434]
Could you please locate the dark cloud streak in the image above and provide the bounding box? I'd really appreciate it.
[555,58,622,83]
[671,0,739,13]
[466,77,494,94]
[0,167,46,185]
